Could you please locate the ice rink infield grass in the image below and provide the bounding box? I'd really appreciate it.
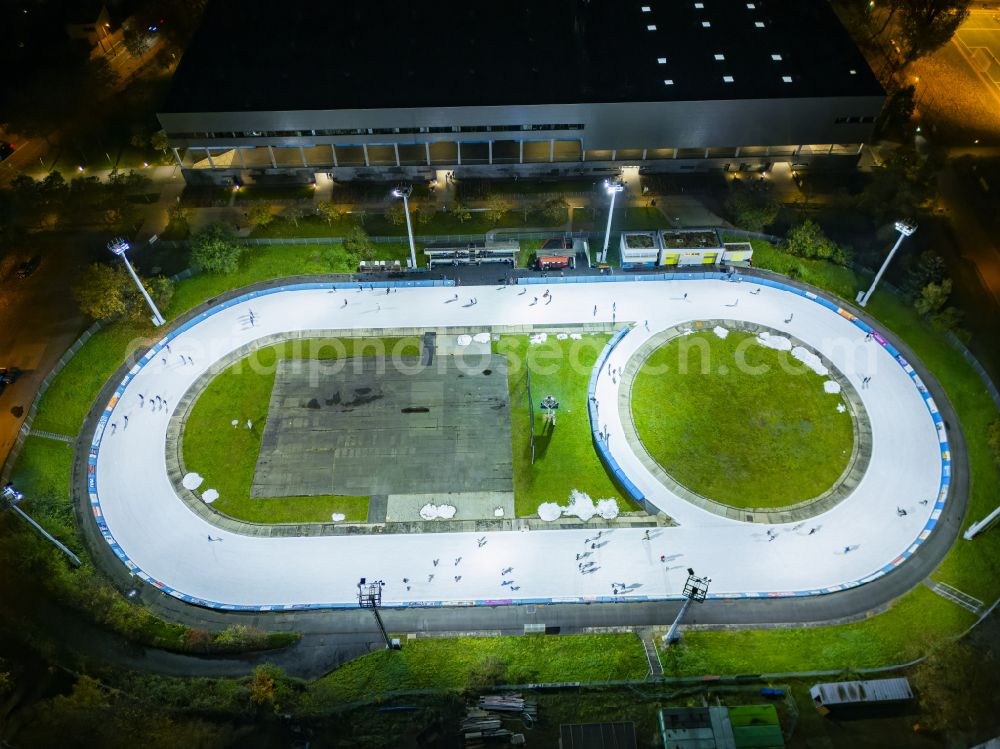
[630,330,854,509]
[182,336,422,524]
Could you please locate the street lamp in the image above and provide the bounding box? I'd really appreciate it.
[108,238,165,326]
[856,220,917,308]
[600,179,624,264]
[2,482,81,567]
[663,568,710,645]
[391,186,417,270]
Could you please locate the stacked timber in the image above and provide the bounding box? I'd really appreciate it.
[461,707,511,746]
[477,693,538,717]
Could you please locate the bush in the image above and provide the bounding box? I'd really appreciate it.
[385,201,406,226]
[725,185,779,231]
[785,219,838,261]
[316,200,346,225]
[247,203,274,229]
[343,226,376,262]
[191,223,242,274]
[213,624,268,651]
[466,656,508,690]
[72,263,173,323]
[541,197,569,223]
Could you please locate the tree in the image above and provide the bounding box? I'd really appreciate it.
[914,278,952,316]
[855,147,935,224]
[192,223,242,274]
[343,226,376,262]
[150,131,170,154]
[247,203,274,230]
[484,195,513,223]
[900,0,971,62]
[73,263,172,322]
[874,86,916,141]
[316,200,346,225]
[450,202,472,224]
[726,185,780,231]
[123,22,155,57]
[785,220,838,261]
[414,206,435,226]
[284,204,308,228]
[385,201,407,226]
[247,666,277,707]
[902,251,947,301]
[914,278,964,331]
[912,640,1000,732]
[541,197,569,223]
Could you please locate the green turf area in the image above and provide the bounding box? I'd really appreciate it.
[183,337,422,524]
[307,633,648,703]
[248,207,567,240]
[494,334,639,517]
[166,243,403,318]
[631,330,854,507]
[659,585,976,675]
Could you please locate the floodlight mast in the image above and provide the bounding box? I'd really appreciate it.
[856,220,916,308]
[108,238,166,326]
[600,179,624,264]
[391,186,417,270]
[2,483,81,567]
[663,568,710,645]
[357,578,394,649]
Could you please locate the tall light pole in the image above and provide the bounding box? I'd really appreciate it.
[856,220,917,308]
[3,483,81,567]
[358,577,399,650]
[392,186,417,270]
[663,568,710,645]
[108,238,165,326]
[600,179,624,264]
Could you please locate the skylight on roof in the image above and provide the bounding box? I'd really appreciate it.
[664,79,674,85]
[723,75,734,83]
[657,57,667,64]
[694,2,704,7]
[647,24,657,30]
[782,76,793,83]
[771,54,782,61]
[849,69,858,74]
[754,21,765,27]
[702,21,711,27]
[714,53,725,60]
[641,5,651,11]
[746,2,756,7]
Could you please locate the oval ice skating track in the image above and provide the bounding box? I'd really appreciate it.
[88,278,949,610]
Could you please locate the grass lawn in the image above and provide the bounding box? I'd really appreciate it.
[249,208,567,240]
[183,337,422,524]
[631,330,853,507]
[307,633,648,703]
[494,334,640,517]
[167,243,378,319]
[660,585,976,676]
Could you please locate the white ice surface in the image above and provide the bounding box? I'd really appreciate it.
[824,381,842,394]
[201,489,219,503]
[713,326,729,339]
[93,280,944,607]
[182,473,203,490]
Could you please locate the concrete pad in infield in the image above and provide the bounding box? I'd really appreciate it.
[251,354,513,498]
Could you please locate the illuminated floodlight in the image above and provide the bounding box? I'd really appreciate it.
[391,185,417,270]
[600,180,625,263]
[856,221,917,307]
[108,238,166,326]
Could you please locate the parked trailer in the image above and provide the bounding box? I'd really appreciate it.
[810,678,913,715]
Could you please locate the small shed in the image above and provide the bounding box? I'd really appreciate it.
[809,677,913,714]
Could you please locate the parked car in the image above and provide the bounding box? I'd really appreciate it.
[0,367,22,396]
[0,142,14,161]
[15,255,41,279]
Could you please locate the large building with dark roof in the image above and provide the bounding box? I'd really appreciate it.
[158,0,885,184]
